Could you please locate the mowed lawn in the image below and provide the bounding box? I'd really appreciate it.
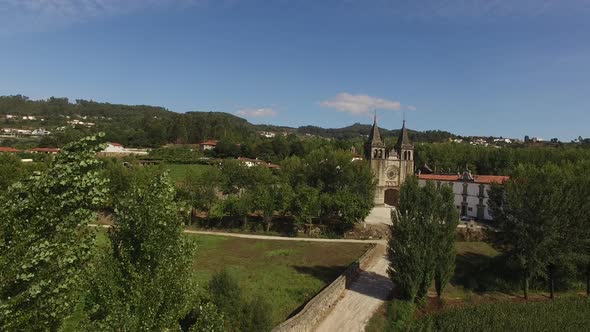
[163,163,211,182]
[191,234,372,325]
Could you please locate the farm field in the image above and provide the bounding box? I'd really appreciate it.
[62,231,371,330]
[162,163,211,182]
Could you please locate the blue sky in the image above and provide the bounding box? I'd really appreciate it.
[1,1,589,140]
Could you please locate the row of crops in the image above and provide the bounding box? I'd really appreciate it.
[408,297,590,331]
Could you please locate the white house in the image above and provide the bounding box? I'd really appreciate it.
[199,140,218,151]
[418,170,509,221]
[32,128,51,136]
[101,142,148,156]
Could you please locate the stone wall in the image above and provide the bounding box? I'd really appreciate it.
[272,243,383,332]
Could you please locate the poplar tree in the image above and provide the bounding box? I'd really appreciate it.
[84,172,198,330]
[0,135,108,331]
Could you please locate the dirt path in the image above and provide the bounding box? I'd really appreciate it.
[184,230,387,244]
[315,245,393,332]
[91,224,385,244]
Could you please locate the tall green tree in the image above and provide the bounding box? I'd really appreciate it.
[433,183,459,299]
[84,172,196,330]
[388,178,457,304]
[488,164,580,299]
[0,135,108,331]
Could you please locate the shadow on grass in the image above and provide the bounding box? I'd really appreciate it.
[293,265,347,284]
[453,252,520,293]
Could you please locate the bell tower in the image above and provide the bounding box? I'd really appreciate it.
[365,113,386,160]
[365,115,415,207]
[395,119,414,162]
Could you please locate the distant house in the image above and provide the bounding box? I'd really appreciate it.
[99,142,148,156]
[103,142,126,153]
[199,140,218,151]
[0,147,21,153]
[29,148,60,154]
[418,170,509,221]
[237,157,264,168]
[32,128,51,136]
[237,157,280,170]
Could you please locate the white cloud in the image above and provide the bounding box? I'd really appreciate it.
[236,107,277,117]
[0,0,204,32]
[320,93,414,116]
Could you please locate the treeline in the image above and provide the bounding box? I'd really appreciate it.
[172,148,375,234]
[489,162,590,299]
[1,95,456,149]
[415,142,590,175]
[297,122,456,142]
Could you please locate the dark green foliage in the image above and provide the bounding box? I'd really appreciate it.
[83,172,196,330]
[0,154,25,190]
[488,163,590,299]
[411,297,590,331]
[415,142,590,175]
[388,178,458,303]
[208,270,273,332]
[0,135,108,331]
[384,300,416,332]
[149,146,205,163]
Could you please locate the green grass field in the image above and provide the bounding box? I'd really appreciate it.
[191,235,372,325]
[162,163,211,182]
[63,231,370,329]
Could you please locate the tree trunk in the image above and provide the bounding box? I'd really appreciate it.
[435,273,442,299]
[242,215,248,229]
[586,264,590,297]
[265,216,271,232]
[548,264,555,300]
[523,269,529,300]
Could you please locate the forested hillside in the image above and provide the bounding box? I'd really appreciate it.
[0,95,455,147]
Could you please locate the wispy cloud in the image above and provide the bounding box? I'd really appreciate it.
[320,93,414,116]
[347,0,590,19]
[0,0,204,33]
[236,107,277,117]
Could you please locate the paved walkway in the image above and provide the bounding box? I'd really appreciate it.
[363,206,393,226]
[315,245,393,332]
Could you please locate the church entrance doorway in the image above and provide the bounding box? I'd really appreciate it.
[384,189,400,207]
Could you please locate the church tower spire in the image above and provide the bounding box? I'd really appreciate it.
[365,111,385,160]
[395,119,413,160]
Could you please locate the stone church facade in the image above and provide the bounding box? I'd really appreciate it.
[365,116,414,206]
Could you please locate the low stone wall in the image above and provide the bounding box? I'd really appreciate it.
[272,243,383,332]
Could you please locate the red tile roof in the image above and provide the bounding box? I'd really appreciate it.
[0,147,20,153]
[29,148,60,153]
[199,140,218,146]
[109,142,123,147]
[418,174,509,185]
